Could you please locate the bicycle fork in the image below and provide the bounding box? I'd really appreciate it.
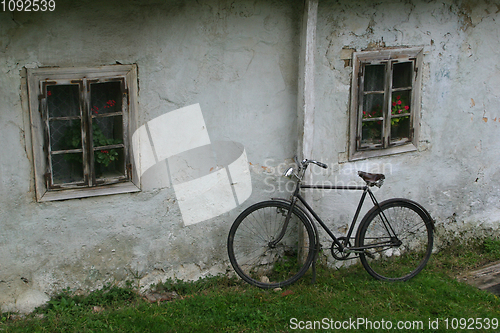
[268,196,299,248]
[268,194,322,284]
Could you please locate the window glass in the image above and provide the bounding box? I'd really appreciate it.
[46,84,84,186]
[94,147,125,180]
[391,64,412,145]
[27,65,140,201]
[364,64,385,91]
[91,81,125,181]
[90,81,122,115]
[361,120,383,147]
[361,93,384,147]
[51,152,84,185]
[392,62,412,88]
[391,115,411,143]
[47,84,80,118]
[44,81,126,189]
[359,60,415,150]
[349,48,423,160]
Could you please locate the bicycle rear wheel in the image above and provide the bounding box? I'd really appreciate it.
[227,200,315,289]
[356,199,433,281]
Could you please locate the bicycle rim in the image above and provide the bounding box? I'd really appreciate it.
[227,201,315,289]
[357,199,433,281]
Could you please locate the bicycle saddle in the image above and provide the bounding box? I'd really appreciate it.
[358,171,385,186]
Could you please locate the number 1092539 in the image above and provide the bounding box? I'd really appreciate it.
[2,0,55,11]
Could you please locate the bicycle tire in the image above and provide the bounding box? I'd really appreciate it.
[356,198,433,281]
[227,200,316,289]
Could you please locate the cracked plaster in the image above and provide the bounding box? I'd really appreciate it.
[1,0,500,313]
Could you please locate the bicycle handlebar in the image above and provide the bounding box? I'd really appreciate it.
[302,159,328,169]
[284,158,328,180]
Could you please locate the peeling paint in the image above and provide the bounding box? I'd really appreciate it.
[314,0,500,252]
[0,0,302,313]
[2,0,500,314]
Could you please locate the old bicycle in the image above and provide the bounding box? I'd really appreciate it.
[227,158,434,289]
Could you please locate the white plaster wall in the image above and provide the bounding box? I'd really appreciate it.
[2,0,500,313]
[0,0,302,312]
[311,0,500,248]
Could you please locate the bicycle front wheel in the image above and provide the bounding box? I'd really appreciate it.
[356,199,433,281]
[227,200,316,289]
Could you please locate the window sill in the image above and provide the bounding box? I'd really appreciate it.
[349,143,417,161]
[38,182,140,202]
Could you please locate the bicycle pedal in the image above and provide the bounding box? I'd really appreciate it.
[364,251,375,259]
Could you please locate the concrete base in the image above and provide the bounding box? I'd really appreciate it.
[15,289,50,314]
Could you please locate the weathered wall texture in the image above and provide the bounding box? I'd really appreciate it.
[0,0,302,313]
[311,0,500,250]
[1,0,499,313]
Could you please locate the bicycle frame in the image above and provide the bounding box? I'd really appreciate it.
[228,159,434,288]
[271,162,398,254]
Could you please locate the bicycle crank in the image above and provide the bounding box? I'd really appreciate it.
[331,237,353,260]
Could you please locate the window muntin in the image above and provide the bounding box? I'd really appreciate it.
[27,65,140,201]
[45,83,84,185]
[43,79,128,189]
[349,48,423,161]
[358,60,414,149]
[89,81,127,185]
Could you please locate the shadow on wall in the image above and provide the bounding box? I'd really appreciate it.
[132,104,252,226]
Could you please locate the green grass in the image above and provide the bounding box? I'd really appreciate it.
[2,237,500,333]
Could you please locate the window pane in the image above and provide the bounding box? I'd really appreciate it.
[391,90,411,144]
[391,91,411,116]
[361,120,383,147]
[90,81,126,183]
[47,84,80,118]
[391,115,411,143]
[94,147,125,179]
[51,153,84,185]
[49,119,82,151]
[364,64,385,91]
[46,84,84,184]
[393,62,412,88]
[90,81,122,115]
[92,116,124,148]
[363,93,384,119]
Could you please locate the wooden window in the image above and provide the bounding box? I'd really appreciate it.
[27,65,140,201]
[349,47,423,161]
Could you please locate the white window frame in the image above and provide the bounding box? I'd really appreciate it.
[27,65,140,202]
[349,47,424,161]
